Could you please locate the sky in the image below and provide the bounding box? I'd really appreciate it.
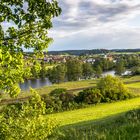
[48,0,140,51]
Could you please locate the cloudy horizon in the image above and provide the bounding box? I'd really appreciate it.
[48,0,140,51]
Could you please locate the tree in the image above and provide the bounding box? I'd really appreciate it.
[66,59,83,81]
[82,63,94,79]
[47,64,66,83]
[0,90,57,140]
[131,66,140,75]
[126,55,140,68]
[55,64,66,83]
[31,61,41,78]
[40,61,47,79]
[115,59,125,76]
[0,1,61,139]
[102,58,114,71]
[0,0,61,97]
[95,65,103,78]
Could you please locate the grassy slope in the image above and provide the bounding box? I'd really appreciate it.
[52,109,140,140]
[48,97,140,126]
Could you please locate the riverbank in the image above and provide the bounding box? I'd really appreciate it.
[1,75,140,105]
[20,70,132,90]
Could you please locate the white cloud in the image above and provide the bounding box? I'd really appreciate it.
[48,0,140,50]
[2,0,139,50]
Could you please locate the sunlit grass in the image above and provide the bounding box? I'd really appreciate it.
[126,82,140,88]
[48,97,140,126]
[122,76,140,82]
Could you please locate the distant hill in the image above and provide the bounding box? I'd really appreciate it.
[48,49,140,56]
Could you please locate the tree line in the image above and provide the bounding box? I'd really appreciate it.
[48,49,140,56]
[25,54,140,83]
[28,58,114,83]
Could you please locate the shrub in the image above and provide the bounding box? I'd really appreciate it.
[43,94,63,113]
[44,89,77,112]
[76,88,102,104]
[49,88,68,98]
[0,91,57,140]
[42,95,55,113]
[97,75,131,102]
[59,93,76,110]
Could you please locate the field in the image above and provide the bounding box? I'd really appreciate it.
[122,75,140,83]
[50,109,140,140]
[48,97,140,126]
[36,79,97,96]
[126,82,140,88]
[20,75,140,97]
[48,98,140,139]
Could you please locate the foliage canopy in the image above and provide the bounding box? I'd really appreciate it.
[97,75,131,101]
[0,0,61,97]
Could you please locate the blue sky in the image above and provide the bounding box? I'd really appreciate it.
[48,0,140,51]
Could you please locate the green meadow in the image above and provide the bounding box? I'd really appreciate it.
[126,82,140,88]
[48,97,140,126]
[48,97,140,139]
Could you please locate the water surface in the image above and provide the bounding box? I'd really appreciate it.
[19,78,52,90]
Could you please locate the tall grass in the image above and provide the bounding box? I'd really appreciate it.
[50,109,140,140]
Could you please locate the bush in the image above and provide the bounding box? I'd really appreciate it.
[43,76,133,113]
[0,91,57,140]
[59,92,76,110]
[49,88,68,98]
[76,88,102,104]
[97,75,131,102]
[44,88,77,112]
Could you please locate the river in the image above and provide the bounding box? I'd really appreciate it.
[19,78,52,91]
[19,70,131,90]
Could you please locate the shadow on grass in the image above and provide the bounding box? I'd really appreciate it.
[59,111,128,130]
[49,109,140,140]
